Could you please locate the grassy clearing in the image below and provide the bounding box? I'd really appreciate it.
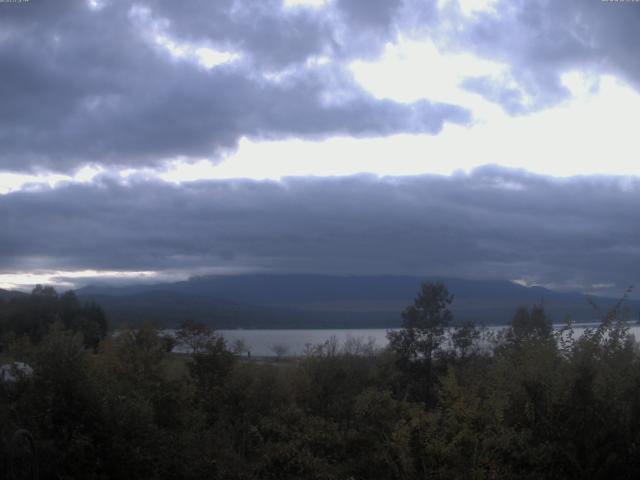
[162,352,302,380]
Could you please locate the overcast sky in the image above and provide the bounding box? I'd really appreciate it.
[0,0,639,296]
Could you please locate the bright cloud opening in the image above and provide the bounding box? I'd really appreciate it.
[0,166,104,195]
[2,71,639,195]
[130,5,240,70]
[155,71,640,182]
[153,34,239,69]
[349,36,507,121]
[87,0,106,11]
[283,0,331,9]
[455,0,498,16]
[349,36,504,101]
[0,270,160,291]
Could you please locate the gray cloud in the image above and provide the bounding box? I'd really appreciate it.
[451,0,640,113]
[3,0,639,298]
[1,167,638,294]
[0,0,467,173]
[0,0,640,171]
[3,0,640,173]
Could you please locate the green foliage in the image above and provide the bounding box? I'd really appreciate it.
[0,286,108,350]
[4,282,640,479]
[508,304,553,345]
[175,319,215,354]
[388,281,454,364]
[188,335,236,426]
[386,282,455,404]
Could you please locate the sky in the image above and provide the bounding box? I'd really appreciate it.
[0,0,639,296]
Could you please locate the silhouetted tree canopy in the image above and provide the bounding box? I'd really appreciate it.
[0,285,108,350]
[1,282,640,479]
[387,281,455,403]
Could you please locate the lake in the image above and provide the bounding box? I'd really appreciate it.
[169,322,640,357]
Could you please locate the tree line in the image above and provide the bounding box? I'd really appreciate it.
[1,282,640,479]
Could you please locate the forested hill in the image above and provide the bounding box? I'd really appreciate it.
[75,275,640,329]
[0,288,27,301]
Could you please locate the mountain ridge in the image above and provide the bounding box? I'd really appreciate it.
[74,274,638,328]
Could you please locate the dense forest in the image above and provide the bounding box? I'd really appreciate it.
[1,282,640,479]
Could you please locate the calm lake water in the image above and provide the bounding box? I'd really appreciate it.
[168,323,640,357]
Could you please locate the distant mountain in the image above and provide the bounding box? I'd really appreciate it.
[0,288,27,302]
[76,275,640,329]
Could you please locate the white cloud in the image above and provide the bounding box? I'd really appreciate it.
[152,34,240,69]
[87,0,107,11]
[455,0,498,16]
[2,69,639,194]
[1,9,640,192]
[283,0,331,9]
[130,5,240,70]
[349,36,506,118]
[0,270,159,291]
[0,166,103,195]
[195,47,239,69]
[158,71,640,182]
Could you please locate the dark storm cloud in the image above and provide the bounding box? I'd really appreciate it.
[0,0,467,173]
[151,0,413,62]
[1,167,638,293]
[453,0,640,113]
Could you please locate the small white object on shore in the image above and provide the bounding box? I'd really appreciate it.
[0,361,33,383]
